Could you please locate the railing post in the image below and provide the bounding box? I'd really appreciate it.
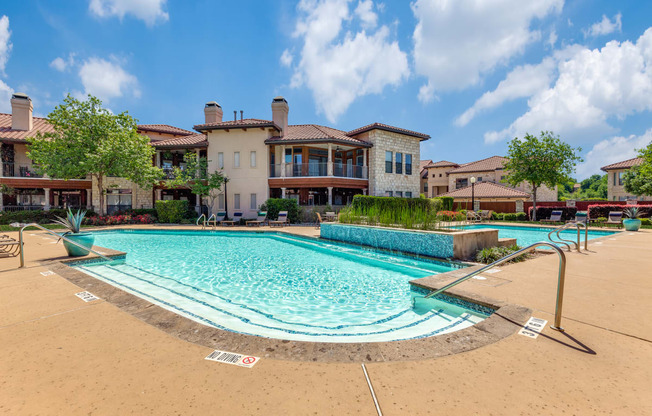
[550,247,567,331]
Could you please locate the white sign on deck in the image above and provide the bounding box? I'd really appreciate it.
[518,317,547,339]
[205,350,260,368]
[75,291,100,302]
[40,270,55,276]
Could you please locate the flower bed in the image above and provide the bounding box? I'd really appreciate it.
[84,214,156,226]
[587,204,652,219]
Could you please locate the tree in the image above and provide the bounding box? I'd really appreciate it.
[624,141,652,197]
[27,95,162,214]
[503,131,583,220]
[169,153,226,214]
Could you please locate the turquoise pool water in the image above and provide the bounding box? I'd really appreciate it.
[72,230,492,343]
[452,224,617,247]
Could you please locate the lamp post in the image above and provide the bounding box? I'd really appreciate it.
[470,176,476,211]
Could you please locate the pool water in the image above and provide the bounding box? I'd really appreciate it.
[452,224,617,248]
[72,230,492,343]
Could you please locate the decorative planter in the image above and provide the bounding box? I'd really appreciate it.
[62,232,95,256]
[623,219,642,231]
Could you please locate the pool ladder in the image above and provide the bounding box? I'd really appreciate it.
[196,213,217,230]
[421,241,568,332]
[548,222,588,252]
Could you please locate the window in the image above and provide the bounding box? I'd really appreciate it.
[234,152,240,168]
[477,177,482,182]
[432,174,436,178]
[217,152,224,169]
[385,151,392,173]
[406,192,412,198]
[456,178,468,189]
[250,151,256,167]
[396,191,403,198]
[234,193,240,209]
[423,182,428,192]
[405,154,412,175]
[618,172,624,186]
[250,193,257,210]
[385,191,393,197]
[106,189,132,215]
[439,173,442,177]
[613,172,617,186]
[395,152,403,174]
[218,194,225,209]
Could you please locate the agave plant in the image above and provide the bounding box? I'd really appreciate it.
[623,207,642,219]
[53,209,87,234]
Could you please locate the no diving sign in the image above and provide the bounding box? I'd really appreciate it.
[518,317,548,339]
[205,350,259,368]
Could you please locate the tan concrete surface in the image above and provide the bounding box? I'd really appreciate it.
[1,225,651,415]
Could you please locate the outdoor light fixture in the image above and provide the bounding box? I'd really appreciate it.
[470,177,476,211]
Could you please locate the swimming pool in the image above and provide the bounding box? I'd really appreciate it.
[451,224,617,247]
[72,230,492,343]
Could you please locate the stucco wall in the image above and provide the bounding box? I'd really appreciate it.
[366,130,421,197]
[447,169,558,201]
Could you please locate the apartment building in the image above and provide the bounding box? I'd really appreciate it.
[601,157,650,201]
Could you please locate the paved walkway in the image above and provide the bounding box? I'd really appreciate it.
[0,225,650,415]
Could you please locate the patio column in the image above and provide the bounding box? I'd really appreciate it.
[86,189,92,210]
[327,187,333,206]
[327,143,333,176]
[44,188,50,211]
[281,187,286,198]
[363,149,367,179]
[156,150,162,168]
[280,145,286,178]
[363,188,368,196]
[156,188,162,201]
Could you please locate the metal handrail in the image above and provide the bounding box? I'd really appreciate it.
[555,223,579,252]
[423,241,567,332]
[572,221,589,251]
[17,222,114,268]
[206,213,217,229]
[196,213,206,228]
[547,225,572,251]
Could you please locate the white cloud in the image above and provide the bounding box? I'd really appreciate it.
[290,0,409,122]
[0,15,12,75]
[584,13,622,38]
[548,28,558,49]
[355,0,377,29]
[576,129,652,178]
[89,0,169,26]
[78,57,140,101]
[412,0,563,94]
[50,54,75,72]
[484,28,652,144]
[0,79,14,113]
[280,49,293,67]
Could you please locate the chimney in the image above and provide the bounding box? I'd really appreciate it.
[204,101,223,124]
[240,110,243,121]
[233,110,237,121]
[271,96,289,136]
[11,93,33,131]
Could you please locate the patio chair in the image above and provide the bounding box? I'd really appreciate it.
[207,211,226,228]
[0,235,21,257]
[466,210,481,222]
[246,211,268,227]
[315,212,323,229]
[324,211,337,222]
[269,211,288,227]
[541,210,563,223]
[606,211,623,228]
[220,211,243,226]
[479,210,494,221]
[568,211,588,224]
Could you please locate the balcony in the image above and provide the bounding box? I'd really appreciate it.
[2,163,43,178]
[270,163,368,179]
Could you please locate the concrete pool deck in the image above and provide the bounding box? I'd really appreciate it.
[1,224,651,415]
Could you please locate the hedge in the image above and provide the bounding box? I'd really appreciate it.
[528,206,577,221]
[155,200,189,223]
[587,204,652,219]
[351,195,435,212]
[0,208,97,225]
[491,212,528,221]
[260,198,300,223]
[433,196,454,211]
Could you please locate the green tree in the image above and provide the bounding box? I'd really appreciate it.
[624,141,652,197]
[503,131,583,220]
[27,95,162,214]
[169,153,226,214]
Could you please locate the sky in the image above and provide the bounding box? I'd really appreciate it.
[1,0,651,179]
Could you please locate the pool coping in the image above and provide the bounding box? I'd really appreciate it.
[44,230,533,363]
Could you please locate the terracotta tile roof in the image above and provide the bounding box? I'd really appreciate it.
[138,124,195,136]
[420,160,432,178]
[265,124,372,147]
[347,122,430,140]
[447,156,508,174]
[0,113,55,142]
[600,157,644,171]
[425,160,459,168]
[194,118,280,131]
[441,181,530,199]
[153,133,208,148]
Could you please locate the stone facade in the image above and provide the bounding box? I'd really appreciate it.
[91,176,154,212]
[366,130,421,197]
[605,169,652,201]
[447,170,557,202]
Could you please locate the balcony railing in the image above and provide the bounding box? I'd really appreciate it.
[269,163,368,179]
[1,163,43,178]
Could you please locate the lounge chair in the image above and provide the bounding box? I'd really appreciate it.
[541,210,563,223]
[207,211,226,228]
[220,212,243,226]
[246,211,268,227]
[269,211,288,227]
[324,211,337,222]
[568,211,588,224]
[606,211,623,228]
[315,212,323,229]
[466,210,481,222]
[479,210,494,221]
[0,235,21,257]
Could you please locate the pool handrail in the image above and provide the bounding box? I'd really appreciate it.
[206,213,217,229]
[17,222,114,268]
[423,241,567,332]
[554,223,580,252]
[196,213,206,228]
[547,225,573,251]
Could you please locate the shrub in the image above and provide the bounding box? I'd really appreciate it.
[641,218,651,226]
[528,206,577,221]
[433,196,454,211]
[437,210,465,221]
[84,214,155,226]
[587,204,652,219]
[260,198,301,223]
[0,208,97,225]
[155,200,189,223]
[351,195,433,212]
[476,245,529,264]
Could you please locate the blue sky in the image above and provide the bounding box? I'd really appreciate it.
[1,0,651,179]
